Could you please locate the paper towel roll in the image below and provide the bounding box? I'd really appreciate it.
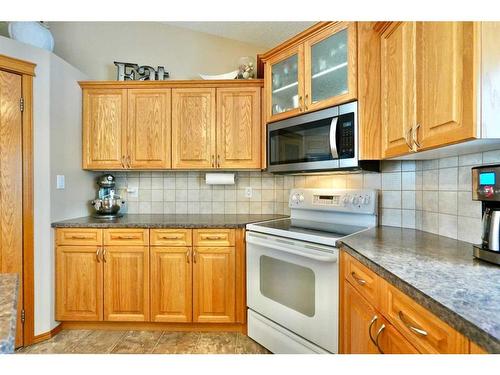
[205,173,235,185]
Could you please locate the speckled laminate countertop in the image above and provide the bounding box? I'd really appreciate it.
[0,274,19,354]
[51,214,288,228]
[337,226,500,353]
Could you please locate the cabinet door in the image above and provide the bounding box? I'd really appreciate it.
[82,89,127,169]
[150,247,192,322]
[56,246,103,321]
[127,89,171,169]
[103,246,149,321]
[172,88,216,169]
[342,281,379,354]
[381,22,417,158]
[193,247,235,323]
[304,22,357,113]
[265,45,304,123]
[377,317,420,354]
[417,22,475,149]
[216,87,261,169]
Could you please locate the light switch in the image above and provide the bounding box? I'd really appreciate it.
[127,187,138,198]
[56,175,65,189]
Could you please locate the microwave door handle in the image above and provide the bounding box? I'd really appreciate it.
[329,117,339,159]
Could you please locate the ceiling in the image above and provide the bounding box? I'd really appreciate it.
[165,22,316,49]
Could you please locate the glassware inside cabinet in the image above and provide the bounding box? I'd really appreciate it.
[271,54,299,115]
[310,28,348,104]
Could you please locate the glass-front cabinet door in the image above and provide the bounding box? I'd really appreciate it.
[265,45,304,122]
[304,22,357,113]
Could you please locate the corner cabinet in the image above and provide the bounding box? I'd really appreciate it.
[379,22,477,158]
[263,22,357,123]
[80,81,263,171]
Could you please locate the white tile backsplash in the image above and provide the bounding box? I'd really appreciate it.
[102,149,498,244]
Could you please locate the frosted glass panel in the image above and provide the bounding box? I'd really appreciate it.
[260,255,315,317]
[271,54,299,115]
[311,29,348,103]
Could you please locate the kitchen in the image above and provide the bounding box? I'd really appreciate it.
[1,1,500,372]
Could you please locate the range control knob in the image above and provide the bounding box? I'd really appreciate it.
[351,196,359,205]
[342,195,350,205]
[299,194,305,202]
[363,195,370,205]
[291,194,299,203]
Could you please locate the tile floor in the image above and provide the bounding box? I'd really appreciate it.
[17,330,270,354]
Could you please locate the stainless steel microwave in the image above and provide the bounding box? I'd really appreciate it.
[267,101,379,174]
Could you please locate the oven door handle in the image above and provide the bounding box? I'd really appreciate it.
[329,116,339,159]
[246,235,338,263]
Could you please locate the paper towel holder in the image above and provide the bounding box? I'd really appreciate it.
[205,172,236,185]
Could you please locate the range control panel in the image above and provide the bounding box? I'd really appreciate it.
[472,165,500,201]
[289,188,378,214]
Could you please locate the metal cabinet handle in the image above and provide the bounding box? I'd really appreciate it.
[102,248,107,262]
[126,155,131,168]
[96,248,101,263]
[121,155,126,169]
[116,235,137,240]
[193,249,197,263]
[412,123,421,149]
[204,235,223,240]
[405,128,413,149]
[350,271,367,286]
[160,235,182,240]
[299,96,303,111]
[186,249,190,263]
[368,315,378,345]
[211,155,215,168]
[398,311,428,336]
[70,235,90,240]
[374,324,386,354]
[305,94,309,110]
[217,154,221,168]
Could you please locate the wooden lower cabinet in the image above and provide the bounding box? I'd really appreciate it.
[150,247,192,322]
[341,250,471,354]
[56,245,103,321]
[342,281,379,354]
[193,247,236,323]
[103,246,149,322]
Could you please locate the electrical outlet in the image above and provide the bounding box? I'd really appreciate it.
[56,175,65,189]
[244,187,253,198]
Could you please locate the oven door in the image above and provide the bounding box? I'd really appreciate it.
[246,231,339,353]
[267,102,357,173]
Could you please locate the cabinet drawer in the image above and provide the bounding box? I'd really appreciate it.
[193,229,235,246]
[343,251,380,308]
[56,228,102,246]
[381,281,468,353]
[150,229,192,246]
[103,229,149,246]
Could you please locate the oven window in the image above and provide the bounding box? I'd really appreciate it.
[259,255,315,317]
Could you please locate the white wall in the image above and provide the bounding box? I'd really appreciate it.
[48,22,266,80]
[0,36,94,335]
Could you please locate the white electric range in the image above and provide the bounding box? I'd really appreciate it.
[246,188,378,354]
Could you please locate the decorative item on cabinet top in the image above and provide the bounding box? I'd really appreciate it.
[114,61,170,81]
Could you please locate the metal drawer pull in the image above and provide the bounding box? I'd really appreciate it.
[160,235,182,240]
[350,271,367,286]
[186,249,190,263]
[398,311,428,336]
[96,248,100,263]
[102,248,107,262]
[374,324,386,354]
[193,249,197,263]
[412,123,421,149]
[204,235,223,240]
[116,235,138,240]
[368,315,378,345]
[70,235,90,239]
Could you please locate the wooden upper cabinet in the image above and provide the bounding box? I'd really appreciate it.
[416,22,475,149]
[171,88,216,169]
[216,87,261,169]
[127,89,171,169]
[193,246,235,323]
[265,44,304,123]
[150,247,192,322]
[83,89,127,169]
[380,22,417,158]
[56,245,103,321]
[304,22,357,113]
[103,246,149,322]
[263,22,357,123]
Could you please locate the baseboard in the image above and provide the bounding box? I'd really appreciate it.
[61,321,247,333]
[32,324,63,344]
